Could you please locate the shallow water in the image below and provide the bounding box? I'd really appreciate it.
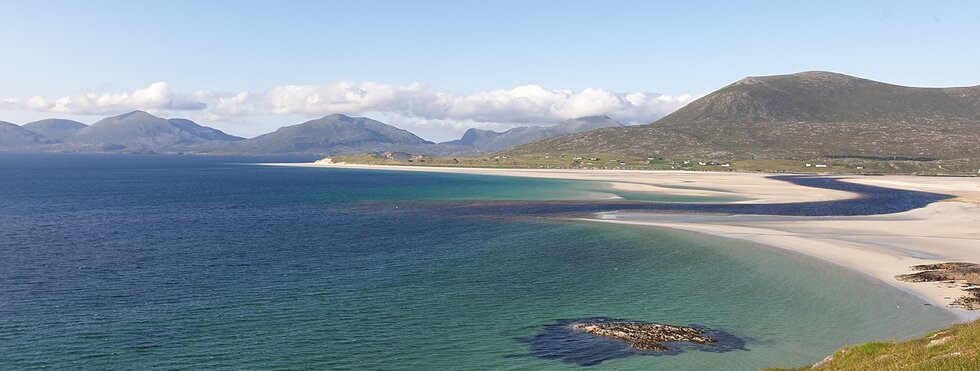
[0,154,957,369]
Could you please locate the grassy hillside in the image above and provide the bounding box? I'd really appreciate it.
[503,72,980,162]
[768,320,980,370]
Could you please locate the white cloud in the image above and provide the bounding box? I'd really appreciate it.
[266,81,429,116]
[263,82,697,125]
[209,91,259,117]
[364,111,522,142]
[3,80,698,139]
[2,82,208,115]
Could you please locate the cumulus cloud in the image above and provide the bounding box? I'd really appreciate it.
[3,81,697,129]
[263,82,696,125]
[1,82,209,115]
[266,81,430,116]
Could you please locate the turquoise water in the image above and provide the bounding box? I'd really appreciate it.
[0,154,957,369]
[298,166,740,203]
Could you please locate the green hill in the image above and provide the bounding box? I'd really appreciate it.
[769,319,980,370]
[503,72,980,162]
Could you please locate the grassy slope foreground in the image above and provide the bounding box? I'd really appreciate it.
[769,320,980,370]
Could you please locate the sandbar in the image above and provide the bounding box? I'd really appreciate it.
[270,162,980,319]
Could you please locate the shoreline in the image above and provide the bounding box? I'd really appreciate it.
[584,208,980,321]
[269,162,980,321]
[263,162,860,204]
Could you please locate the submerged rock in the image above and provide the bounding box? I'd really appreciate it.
[568,321,717,351]
[513,317,745,366]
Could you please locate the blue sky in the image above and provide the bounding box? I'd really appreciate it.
[1,0,978,140]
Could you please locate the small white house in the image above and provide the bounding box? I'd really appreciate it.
[805,163,812,167]
[814,164,828,168]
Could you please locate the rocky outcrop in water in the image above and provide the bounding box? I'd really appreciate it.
[568,321,717,351]
[516,317,745,366]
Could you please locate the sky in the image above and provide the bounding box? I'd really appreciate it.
[1,0,978,141]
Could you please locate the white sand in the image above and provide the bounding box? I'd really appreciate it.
[271,162,980,319]
[268,162,857,203]
[592,201,980,321]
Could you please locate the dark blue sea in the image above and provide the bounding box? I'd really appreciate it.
[0,154,956,369]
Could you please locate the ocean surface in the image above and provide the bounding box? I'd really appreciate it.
[0,154,957,370]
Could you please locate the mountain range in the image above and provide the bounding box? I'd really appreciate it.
[0,121,55,150]
[0,111,617,156]
[504,71,980,161]
[3,71,978,161]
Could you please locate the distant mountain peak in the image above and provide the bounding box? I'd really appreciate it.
[62,111,241,152]
[115,110,157,119]
[318,113,357,122]
[22,118,87,140]
[236,114,432,155]
[442,115,623,152]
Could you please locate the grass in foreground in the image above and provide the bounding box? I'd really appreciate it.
[767,320,980,370]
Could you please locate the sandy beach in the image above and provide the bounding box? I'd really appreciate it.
[269,162,858,203]
[272,162,980,320]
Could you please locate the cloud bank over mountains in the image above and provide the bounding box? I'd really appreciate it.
[1,82,207,115]
[3,81,695,123]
